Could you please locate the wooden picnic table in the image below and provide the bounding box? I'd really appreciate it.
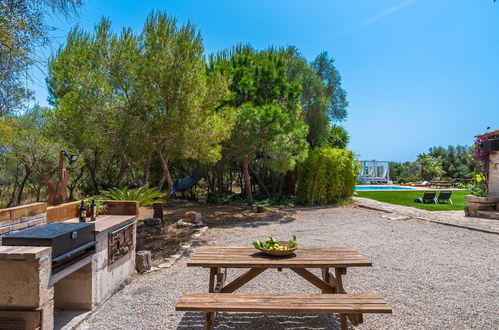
[186,246,375,329]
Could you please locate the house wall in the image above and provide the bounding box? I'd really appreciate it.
[489,151,499,196]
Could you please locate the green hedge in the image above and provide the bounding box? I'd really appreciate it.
[296,147,358,206]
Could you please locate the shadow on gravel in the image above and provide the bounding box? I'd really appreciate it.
[177,312,342,329]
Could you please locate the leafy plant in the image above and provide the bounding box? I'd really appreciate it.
[99,185,163,207]
[296,147,358,206]
[416,153,444,181]
[468,127,493,197]
[83,198,107,214]
[468,172,488,197]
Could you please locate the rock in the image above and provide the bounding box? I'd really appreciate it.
[143,217,162,227]
[253,205,266,213]
[182,211,201,223]
[136,250,152,273]
[176,219,205,229]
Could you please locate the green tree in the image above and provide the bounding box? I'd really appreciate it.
[210,46,309,205]
[323,124,350,149]
[137,12,232,195]
[312,52,349,122]
[428,145,474,178]
[0,0,82,116]
[284,48,348,147]
[0,106,81,205]
[47,13,232,196]
[416,153,444,181]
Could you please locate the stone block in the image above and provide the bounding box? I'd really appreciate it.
[20,215,37,223]
[9,206,30,220]
[182,211,201,223]
[29,204,47,216]
[28,219,45,227]
[0,209,10,221]
[0,259,44,307]
[0,227,10,235]
[11,221,29,231]
[41,298,54,330]
[0,218,20,226]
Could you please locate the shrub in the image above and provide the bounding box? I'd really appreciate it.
[99,185,164,207]
[296,147,358,206]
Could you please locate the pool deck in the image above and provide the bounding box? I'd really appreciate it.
[355,185,466,191]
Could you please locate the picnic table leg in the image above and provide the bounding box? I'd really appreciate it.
[206,311,215,330]
[215,267,227,292]
[334,267,346,293]
[321,267,337,293]
[207,267,218,329]
[335,267,362,326]
[209,267,217,292]
[339,314,348,330]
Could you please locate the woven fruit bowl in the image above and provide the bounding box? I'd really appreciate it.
[252,236,298,257]
[256,241,297,257]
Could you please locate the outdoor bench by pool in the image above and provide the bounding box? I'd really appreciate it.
[176,246,392,329]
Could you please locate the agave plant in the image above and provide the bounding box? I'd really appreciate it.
[99,185,164,207]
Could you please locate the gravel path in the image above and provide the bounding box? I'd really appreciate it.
[79,206,498,329]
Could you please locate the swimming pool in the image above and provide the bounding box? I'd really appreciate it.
[355,186,417,191]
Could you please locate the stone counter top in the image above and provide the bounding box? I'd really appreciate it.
[64,215,136,233]
[0,245,52,260]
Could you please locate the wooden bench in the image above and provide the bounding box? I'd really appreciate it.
[176,293,392,330]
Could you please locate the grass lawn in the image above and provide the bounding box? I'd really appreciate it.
[355,190,468,211]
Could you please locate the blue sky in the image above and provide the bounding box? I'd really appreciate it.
[32,0,498,162]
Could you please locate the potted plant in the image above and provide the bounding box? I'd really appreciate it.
[83,198,107,218]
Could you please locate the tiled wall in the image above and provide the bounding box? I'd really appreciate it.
[0,203,47,239]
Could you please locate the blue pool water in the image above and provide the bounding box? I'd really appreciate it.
[355,186,417,191]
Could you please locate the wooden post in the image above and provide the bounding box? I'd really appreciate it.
[153,203,164,221]
[339,314,348,330]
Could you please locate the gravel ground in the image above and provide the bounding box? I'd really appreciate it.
[79,205,498,330]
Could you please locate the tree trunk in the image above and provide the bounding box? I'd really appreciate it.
[36,183,42,202]
[143,153,152,185]
[242,157,253,206]
[120,150,143,186]
[86,155,102,193]
[271,170,277,199]
[7,162,20,207]
[17,165,32,205]
[158,148,173,197]
[68,167,85,201]
[135,250,152,273]
[249,164,271,199]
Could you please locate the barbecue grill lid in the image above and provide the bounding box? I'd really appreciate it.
[6,222,94,239]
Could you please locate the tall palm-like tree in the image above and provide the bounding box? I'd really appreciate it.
[417,153,444,181]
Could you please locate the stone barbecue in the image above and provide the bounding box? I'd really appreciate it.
[0,201,139,330]
[3,223,96,274]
